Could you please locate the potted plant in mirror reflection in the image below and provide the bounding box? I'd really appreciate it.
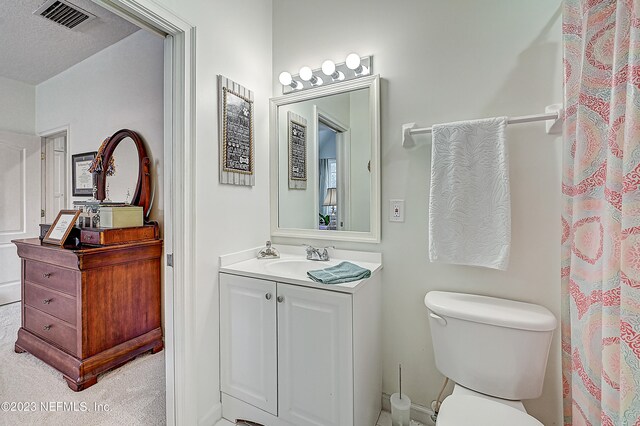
[319,213,331,229]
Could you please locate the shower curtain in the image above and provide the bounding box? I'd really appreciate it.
[562,1,640,425]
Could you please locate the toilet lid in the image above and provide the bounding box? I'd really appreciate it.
[436,395,543,426]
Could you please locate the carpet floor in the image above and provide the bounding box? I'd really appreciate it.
[0,302,166,426]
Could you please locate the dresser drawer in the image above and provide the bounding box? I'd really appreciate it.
[24,306,77,356]
[25,261,78,296]
[24,283,76,325]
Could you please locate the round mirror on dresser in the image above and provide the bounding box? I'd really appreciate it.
[94,129,152,220]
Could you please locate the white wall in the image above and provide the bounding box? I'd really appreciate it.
[273,1,563,425]
[0,76,35,134]
[36,30,164,225]
[141,0,273,423]
[349,89,371,232]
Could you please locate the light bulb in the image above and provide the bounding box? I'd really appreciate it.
[321,60,336,76]
[345,53,361,70]
[299,66,313,81]
[279,71,292,86]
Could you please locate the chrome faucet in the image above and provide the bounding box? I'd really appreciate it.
[303,244,334,261]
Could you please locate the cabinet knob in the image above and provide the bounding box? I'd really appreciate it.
[43,273,52,278]
[277,296,284,303]
[265,293,272,300]
[43,325,52,331]
[43,298,52,305]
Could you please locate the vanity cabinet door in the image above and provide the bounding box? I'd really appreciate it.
[277,282,353,426]
[220,274,278,415]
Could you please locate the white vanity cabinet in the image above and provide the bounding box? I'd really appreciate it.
[220,270,381,426]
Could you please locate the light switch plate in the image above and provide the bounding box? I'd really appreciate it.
[389,199,405,222]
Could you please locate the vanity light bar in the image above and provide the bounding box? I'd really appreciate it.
[279,55,372,94]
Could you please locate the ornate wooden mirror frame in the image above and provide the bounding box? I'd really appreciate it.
[94,129,152,219]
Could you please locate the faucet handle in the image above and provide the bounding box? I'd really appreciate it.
[257,240,280,259]
[319,246,334,261]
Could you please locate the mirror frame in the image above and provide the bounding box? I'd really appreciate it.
[270,74,380,243]
[95,128,152,219]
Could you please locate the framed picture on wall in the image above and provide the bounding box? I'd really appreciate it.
[72,152,97,196]
[218,75,255,186]
[288,111,307,189]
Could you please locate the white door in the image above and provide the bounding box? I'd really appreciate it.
[43,133,67,223]
[277,283,353,426]
[0,131,40,305]
[220,273,278,415]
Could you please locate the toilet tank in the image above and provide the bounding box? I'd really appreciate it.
[424,291,557,400]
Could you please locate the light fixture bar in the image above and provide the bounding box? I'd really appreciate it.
[280,55,372,94]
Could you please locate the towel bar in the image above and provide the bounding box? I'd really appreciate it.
[402,103,563,148]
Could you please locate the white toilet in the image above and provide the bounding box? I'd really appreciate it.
[424,291,557,426]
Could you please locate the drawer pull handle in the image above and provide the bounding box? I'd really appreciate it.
[43,273,52,278]
[265,293,272,300]
[43,325,52,331]
[277,296,284,303]
[43,298,53,305]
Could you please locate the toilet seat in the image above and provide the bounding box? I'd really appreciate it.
[436,395,543,426]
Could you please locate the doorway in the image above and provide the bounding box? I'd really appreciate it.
[315,107,351,231]
[0,1,194,424]
[41,130,67,224]
[92,2,197,424]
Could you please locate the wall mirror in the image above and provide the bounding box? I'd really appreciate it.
[270,74,380,243]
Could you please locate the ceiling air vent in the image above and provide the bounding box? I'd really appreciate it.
[34,0,96,30]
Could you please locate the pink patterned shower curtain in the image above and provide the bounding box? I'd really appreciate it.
[562,0,640,425]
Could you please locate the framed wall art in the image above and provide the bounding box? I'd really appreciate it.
[288,111,307,189]
[218,75,255,186]
[72,151,97,196]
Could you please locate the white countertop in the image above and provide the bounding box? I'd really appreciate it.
[219,244,383,294]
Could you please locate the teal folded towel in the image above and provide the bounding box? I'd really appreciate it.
[307,261,371,284]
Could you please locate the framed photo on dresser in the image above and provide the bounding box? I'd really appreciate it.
[43,210,81,246]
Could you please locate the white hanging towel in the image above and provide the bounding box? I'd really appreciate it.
[428,117,511,270]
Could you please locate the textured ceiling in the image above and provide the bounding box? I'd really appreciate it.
[0,0,141,84]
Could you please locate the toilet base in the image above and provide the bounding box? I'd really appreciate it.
[435,391,542,426]
[451,384,526,412]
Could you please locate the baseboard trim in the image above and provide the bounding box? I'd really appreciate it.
[0,281,20,306]
[199,402,222,426]
[381,393,435,425]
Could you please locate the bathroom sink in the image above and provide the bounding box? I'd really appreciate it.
[264,259,339,277]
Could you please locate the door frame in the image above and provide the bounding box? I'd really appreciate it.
[39,125,70,223]
[313,107,351,231]
[92,1,196,425]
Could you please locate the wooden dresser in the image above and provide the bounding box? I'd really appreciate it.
[12,238,163,391]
